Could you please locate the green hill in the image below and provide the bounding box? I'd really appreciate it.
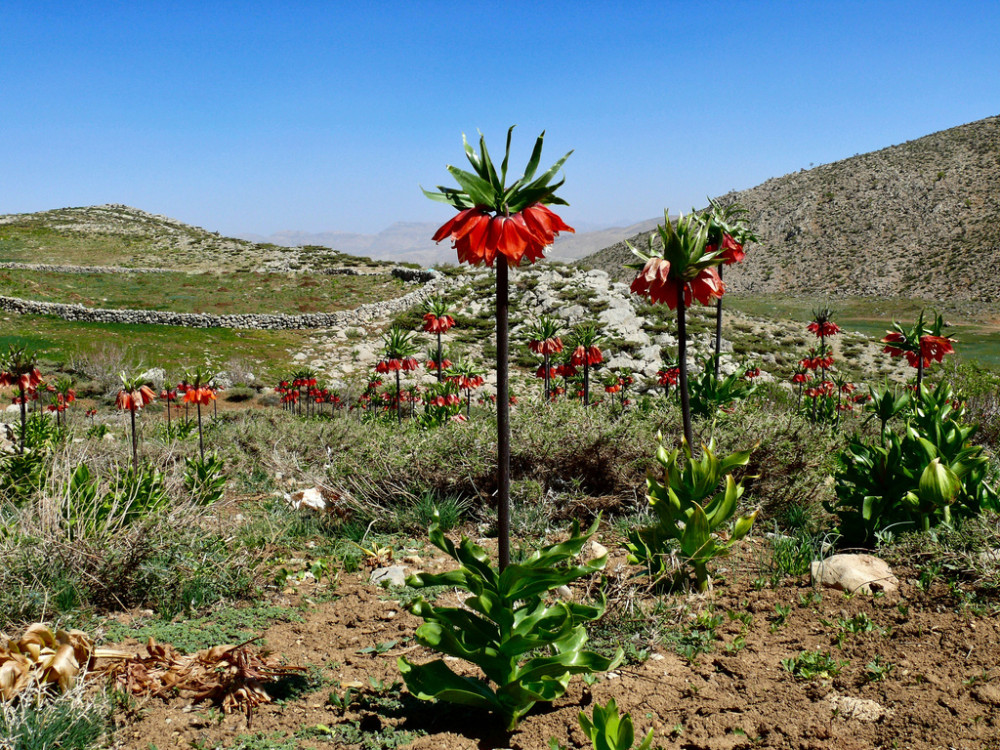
[0,203,388,272]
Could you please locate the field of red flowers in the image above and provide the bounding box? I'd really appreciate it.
[2,130,999,750]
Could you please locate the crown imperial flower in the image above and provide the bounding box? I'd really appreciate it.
[426,128,574,267]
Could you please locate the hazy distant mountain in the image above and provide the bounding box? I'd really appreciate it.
[239,217,664,267]
[582,114,1000,303]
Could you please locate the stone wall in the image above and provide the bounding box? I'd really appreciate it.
[0,273,450,330]
[0,262,172,274]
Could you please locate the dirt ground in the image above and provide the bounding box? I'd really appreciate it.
[104,542,1000,750]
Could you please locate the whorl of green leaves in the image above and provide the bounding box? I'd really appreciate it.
[398,519,622,730]
[0,344,38,379]
[628,209,724,280]
[381,326,418,360]
[424,296,452,318]
[702,197,759,246]
[569,322,604,350]
[626,437,757,591]
[422,127,572,214]
[525,315,563,344]
[884,309,950,354]
[864,383,911,444]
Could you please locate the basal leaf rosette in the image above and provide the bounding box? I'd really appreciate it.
[425,128,574,267]
[627,210,725,309]
[399,520,622,729]
[626,437,758,591]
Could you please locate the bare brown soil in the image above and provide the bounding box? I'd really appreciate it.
[101,537,1000,750]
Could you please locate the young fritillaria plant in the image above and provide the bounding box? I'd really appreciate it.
[160,387,178,432]
[881,309,955,390]
[427,127,574,570]
[399,519,622,730]
[425,346,452,377]
[625,436,758,591]
[807,307,841,383]
[445,360,485,419]
[50,376,76,429]
[656,360,680,399]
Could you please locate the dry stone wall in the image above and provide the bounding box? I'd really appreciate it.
[0,262,172,274]
[0,272,450,330]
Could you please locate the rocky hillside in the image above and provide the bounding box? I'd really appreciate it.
[0,204,388,272]
[582,115,1000,303]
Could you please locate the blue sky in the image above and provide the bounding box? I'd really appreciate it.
[3,1,998,236]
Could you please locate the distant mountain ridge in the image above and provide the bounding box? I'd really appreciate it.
[581,115,1000,303]
[239,218,663,266]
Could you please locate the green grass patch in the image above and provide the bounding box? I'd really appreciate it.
[0,268,406,315]
[726,294,1000,368]
[0,313,313,380]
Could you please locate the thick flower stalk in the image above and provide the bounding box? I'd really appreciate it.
[702,199,758,378]
[117,373,156,468]
[881,310,955,390]
[427,127,573,570]
[628,211,728,446]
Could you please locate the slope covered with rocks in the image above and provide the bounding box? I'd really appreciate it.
[582,115,1000,303]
